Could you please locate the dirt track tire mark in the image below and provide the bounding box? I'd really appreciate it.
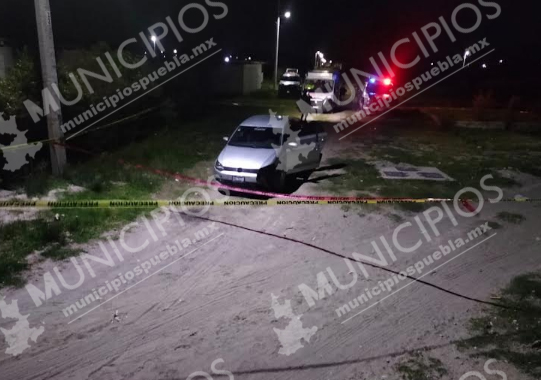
[125,302,159,326]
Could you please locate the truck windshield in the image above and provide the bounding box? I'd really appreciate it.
[305,79,334,93]
[228,126,283,149]
[281,75,301,82]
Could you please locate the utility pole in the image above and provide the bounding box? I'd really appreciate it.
[34,0,66,175]
[274,15,280,90]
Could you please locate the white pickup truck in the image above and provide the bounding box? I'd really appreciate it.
[304,70,340,113]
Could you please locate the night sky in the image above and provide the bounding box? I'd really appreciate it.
[0,0,540,74]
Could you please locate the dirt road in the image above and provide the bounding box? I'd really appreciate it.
[1,121,540,380]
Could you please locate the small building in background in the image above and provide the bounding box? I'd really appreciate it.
[211,60,264,96]
[0,38,14,79]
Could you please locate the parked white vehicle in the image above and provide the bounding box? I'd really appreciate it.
[284,68,299,76]
[214,115,327,191]
[279,73,302,97]
[303,70,340,113]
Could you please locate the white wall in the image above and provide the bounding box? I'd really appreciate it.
[242,63,263,95]
[211,62,263,96]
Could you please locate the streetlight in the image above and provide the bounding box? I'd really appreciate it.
[274,11,292,90]
[174,49,177,55]
[463,49,471,68]
[151,35,157,54]
[224,57,230,63]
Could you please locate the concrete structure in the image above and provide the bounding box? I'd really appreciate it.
[211,61,264,96]
[0,38,14,79]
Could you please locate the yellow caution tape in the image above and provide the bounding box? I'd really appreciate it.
[0,138,56,153]
[0,198,538,209]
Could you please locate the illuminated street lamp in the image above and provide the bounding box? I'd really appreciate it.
[224,57,230,63]
[174,49,177,55]
[463,49,471,68]
[274,11,292,89]
[151,35,157,54]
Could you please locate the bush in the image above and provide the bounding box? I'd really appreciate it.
[0,48,41,119]
[23,163,52,196]
[58,42,147,111]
